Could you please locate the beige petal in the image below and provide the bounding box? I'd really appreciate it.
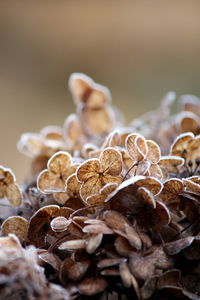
[53,192,69,205]
[86,233,103,253]
[78,277,108,296]
[177,111,200,134]
[147,164,163,180]
[79,106,115,135]
[66,174,81,198]
[100,147,122,176]
[170,132,194,156]
[69,73,92,104]
[146,140,161,164]
[40,126,63,141]
[64,114,86,150]
[159,156,184,168]
[59,239,86,250]
[48,151,72,175]
[80,175,102,200]
[1,216,29,242]
[125,133,147,162]
[6,183,22,206]
[76,159,100,182]
[182,178,200,194]
[37,170,61,193]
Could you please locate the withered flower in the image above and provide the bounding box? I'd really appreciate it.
[125,133,162,179]
[0,166,22,206]
[37,151,79,204]
[76,147,122,201]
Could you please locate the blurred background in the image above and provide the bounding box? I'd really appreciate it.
[1,1,200,182]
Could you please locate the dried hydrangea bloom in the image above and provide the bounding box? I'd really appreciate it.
[76,147,122,200]
[0,166,22,206]
[28,205,73,246]
[125,133,162,179]
[68,73,111,108]
[1,216,29,242]
[69,73,116,136]
[37,151,79,204]
[18,125,65,158]
[170,133,200,175]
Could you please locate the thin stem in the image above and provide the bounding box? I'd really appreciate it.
[123,162,138,182]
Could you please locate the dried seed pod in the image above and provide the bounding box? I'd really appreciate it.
[50,216,70,232]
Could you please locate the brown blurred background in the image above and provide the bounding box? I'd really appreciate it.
[1,1,200,182]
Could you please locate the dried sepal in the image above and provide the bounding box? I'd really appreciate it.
[37,151,78,204]
[77,277,108,296]
[1,216,29,242]
[0,166,22,206]
[69,73,111,108]
[77,148,122,201]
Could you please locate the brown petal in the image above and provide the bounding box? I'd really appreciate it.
[159,156,184,168]
[126,133,147,162]
[76,159,100,182]
[37,170,60,193]
[159,178,183,206]
[79,106,115,135]
[58,239,86,250]
[182,178,200,194]
[80,175,102,201]
[39,252,61,270]
[60,257,90,282]
[48,151,72,175]
[147,164,163,180]
[170,132,194,156]
[1,216,29,242]
[78,277,108,296]
[146,140,161,164]
[133,176,163,195]
[114,236,135,257]
[83,224,113,234]
[66,174,81,198]
[86,233,103,253]
[100,147,122,176]
[164,237,195,255]
[137,187,156,208]
[157,269,181,289]
[6,183,22,206]
[98,258,126,269]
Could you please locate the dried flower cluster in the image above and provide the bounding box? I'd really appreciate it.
[0,73,200,300]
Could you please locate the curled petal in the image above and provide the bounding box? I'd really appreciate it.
[146,140,161,164]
